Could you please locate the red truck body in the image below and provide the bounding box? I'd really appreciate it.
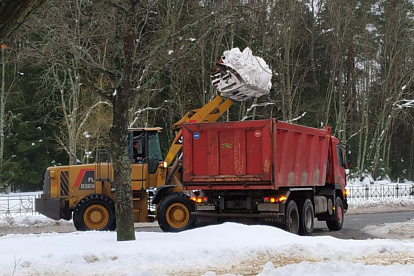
[182,119,345,191]
[180,119,349,234]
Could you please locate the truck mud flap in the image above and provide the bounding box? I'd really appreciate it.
[35,197,61,220]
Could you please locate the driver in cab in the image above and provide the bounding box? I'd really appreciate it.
[133,140,144,163]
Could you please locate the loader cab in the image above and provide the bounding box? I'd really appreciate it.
[128,127,163,174]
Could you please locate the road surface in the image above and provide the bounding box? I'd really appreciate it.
[314,211,414,239]
[1,211,413,239]
[133,211,414,240]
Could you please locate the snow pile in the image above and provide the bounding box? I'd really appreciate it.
[347,198,414,214]
[221,47,272,93]
[0,215,67,227]
[0,222,414,276]
[363,220,414,239]
[348,176,414,186]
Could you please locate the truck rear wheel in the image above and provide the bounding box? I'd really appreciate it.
[285,200,299,234]
[326,196,344,231]
[73,195,116,231]
[299,199,314,236]
[157,193,195,232]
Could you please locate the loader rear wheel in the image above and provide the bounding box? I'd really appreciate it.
[73,195,116,231]
[285,200,299,234]
[299,199,314,236]
[326,197,344,231]
[157,193,195,232]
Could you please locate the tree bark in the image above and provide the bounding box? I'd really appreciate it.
[110,26,136,241]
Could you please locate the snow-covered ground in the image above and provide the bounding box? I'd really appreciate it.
[1,217,414,276]
[1,194,414,275]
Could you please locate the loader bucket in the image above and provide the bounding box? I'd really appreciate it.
[211,47,272,101]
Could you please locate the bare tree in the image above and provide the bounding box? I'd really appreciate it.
[321,0,357,141]
[19,0,114,165]
[258,0,312,122]
[0,0,46,42]
[0,43,17,189]
[0,0,48,191]
[367,0,414,178]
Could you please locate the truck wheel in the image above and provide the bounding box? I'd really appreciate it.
[73,195,116,231]
[299,199,314,236]
[285,200,299,234]
[326,196,344,231]
[157,193,195,232]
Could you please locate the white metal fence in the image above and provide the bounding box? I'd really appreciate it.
[0,195,37,217]
[1,185,414,216]
[346,184,414,202]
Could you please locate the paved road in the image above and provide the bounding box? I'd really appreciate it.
[135,211,414,240]
[313,211,414,239]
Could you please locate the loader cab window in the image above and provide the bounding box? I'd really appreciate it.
[129,130,163,174]
[129,132,145,163]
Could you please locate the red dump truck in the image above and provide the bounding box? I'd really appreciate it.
[171,118,352,235]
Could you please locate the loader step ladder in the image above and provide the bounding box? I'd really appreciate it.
[96,149,113,183]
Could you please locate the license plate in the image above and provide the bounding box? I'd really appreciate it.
[196,205,215,211]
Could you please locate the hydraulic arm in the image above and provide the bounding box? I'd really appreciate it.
[164,95,232,167]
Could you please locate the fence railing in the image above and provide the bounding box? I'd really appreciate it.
[1,185,413,216]
[0,195,37,217]
[347,184,414,202]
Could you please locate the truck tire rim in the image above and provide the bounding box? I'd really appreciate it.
[166,203,189,229]
[84,204,109,230]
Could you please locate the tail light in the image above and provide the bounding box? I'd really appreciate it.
[190,197,208,203]
[264,195,287,203]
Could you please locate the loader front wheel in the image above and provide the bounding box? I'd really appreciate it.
[157,193,195,232]
[73,195,116,231]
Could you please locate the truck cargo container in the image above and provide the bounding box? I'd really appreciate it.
[178,119,351,235]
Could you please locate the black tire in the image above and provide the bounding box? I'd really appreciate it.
[285,200,299,234]
[299,199,315,236]
[157,193,195,232]
[326,196,344,231]
[73,194,116,231]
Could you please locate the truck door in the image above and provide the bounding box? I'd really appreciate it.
[328,138,348,187]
